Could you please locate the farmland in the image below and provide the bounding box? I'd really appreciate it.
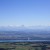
[0,42,50,50]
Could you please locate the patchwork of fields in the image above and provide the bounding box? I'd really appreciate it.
[0,42,50,50]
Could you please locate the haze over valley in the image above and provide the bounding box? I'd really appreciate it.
[0,26,50,41]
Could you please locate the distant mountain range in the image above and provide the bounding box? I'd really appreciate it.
[0,26,50,40]
[0,26,50,31]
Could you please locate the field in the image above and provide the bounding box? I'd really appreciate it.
[0,42,50,50]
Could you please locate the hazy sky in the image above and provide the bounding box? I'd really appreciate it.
[0,0,50,26]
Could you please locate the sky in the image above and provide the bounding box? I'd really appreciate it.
[0,0,50,26]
